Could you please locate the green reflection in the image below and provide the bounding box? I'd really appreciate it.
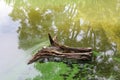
[5,0,120,80]
[33,62,70,80]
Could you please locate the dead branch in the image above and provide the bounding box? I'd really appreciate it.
[28,33,93,64]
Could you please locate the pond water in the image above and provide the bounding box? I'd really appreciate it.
[0,0,120,80]
[0,0,39,80]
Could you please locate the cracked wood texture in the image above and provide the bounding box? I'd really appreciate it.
[28,33,92,64]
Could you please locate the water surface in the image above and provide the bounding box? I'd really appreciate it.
[1,0,120,80]
[0,0,39,80]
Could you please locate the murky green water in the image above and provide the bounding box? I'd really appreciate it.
[1,0,120,80]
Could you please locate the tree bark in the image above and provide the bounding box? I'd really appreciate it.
[28,33,92,64]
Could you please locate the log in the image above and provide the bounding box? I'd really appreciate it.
[28,52,92,64]
[48,33,92,53]
[28,33,93,64]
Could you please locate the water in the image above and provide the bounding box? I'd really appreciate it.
[1,0,120,80]
[0,0,39,80]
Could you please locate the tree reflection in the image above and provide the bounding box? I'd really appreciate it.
[6,0,120,80]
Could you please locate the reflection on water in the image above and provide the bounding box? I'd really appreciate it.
[0,0,39,80]
[2,0,120,80]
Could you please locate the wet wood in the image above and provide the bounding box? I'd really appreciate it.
[28,33,92,64]
[48,33,92,52]
[28,52,92,64]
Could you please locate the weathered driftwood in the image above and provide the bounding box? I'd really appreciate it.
[28,33,92,64]
[48,33,92,53]
[28,52,92,64]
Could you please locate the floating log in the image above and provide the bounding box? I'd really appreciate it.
[48,33,92,53]
[28,33,92,64]
[28,52,92,64]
